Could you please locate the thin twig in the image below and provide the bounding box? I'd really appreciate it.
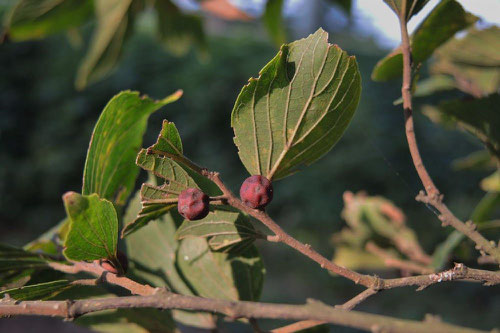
[271,320,322,333]
[0,292,489,333]
[204,171,375,288]
[201,172,500,289]
[416,192,500,263]
[365,242,434,275]
[272,288,379,333]
[339,288,379,311]
[189,170,500,291]
[397,0,500,264]
[48,261,157,296]
[5,257,498,333]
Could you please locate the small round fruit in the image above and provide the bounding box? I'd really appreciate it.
[100,251,128,275]
[240,175,273,209]
[177,188,210,220]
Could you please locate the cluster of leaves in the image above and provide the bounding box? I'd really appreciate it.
[361,0,500,271]
[332,189,499,272]
[0,1,498,330]
[332,191,432,271]
[2,0,206,89]
[0,28,362,331]
[1,0,353,90]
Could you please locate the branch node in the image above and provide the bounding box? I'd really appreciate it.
[465,220,477,231]
[370,276,384,291]
[415,191,427,203]
[266,235,280,242]
[438,215,450,227]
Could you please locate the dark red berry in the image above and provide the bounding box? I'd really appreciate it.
[240,175,273,209]
[99,251,128,275]
[177,188,209,220]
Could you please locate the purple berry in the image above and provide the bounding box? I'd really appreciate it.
[178,188,209,220]
[240,175,273,209]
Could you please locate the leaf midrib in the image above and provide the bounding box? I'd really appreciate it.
[268,33,327,179]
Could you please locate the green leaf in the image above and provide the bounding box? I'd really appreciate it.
[0,243,49,260]
[82,90,182,206]
[452,150,496,171]
[135,149,197,188]
[431,27,500,96]
[150,120,183,156]
[143,119,221,196]
[155,0,206,57]
[263,0,286,47]
[24,218,69,256]
[121,151,197,237]
[176,210,261,251]
[6,0,92,41]
[122,119,221,237]
[431,231,464,270]
[383,0,430,21]
[373,0,477,81]
[63,192,118,262]
[75,0,133,89]
[0,280,72,300]
[0,259,48,272]
[124,192,216,329]
[231,28,361,180]
[120,182,177,237]
[76,308,178,333]
[422,94,500,159]
[481,171,500,192]
[177,237,264,301]
[435,26,500,67]
[332,246,385,271]
[0,243,56,288]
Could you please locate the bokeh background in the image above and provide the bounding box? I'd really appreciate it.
[0,0,499,331]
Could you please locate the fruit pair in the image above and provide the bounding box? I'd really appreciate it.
[177,175,273,221]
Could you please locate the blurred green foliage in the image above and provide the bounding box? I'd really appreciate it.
[0,1,499,331]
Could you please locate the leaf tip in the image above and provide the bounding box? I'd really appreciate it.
[173,89,184,98]
[62,191,79,204]
[62,192,86,213]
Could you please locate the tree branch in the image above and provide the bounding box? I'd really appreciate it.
[204,171,375,287]
[0,291,490,333]
[45,257,499,330]
[5,258,497,333]
[202,171,500,290]
[48,261,157,296]
[271,288,379,333]
[397,0,500,264]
